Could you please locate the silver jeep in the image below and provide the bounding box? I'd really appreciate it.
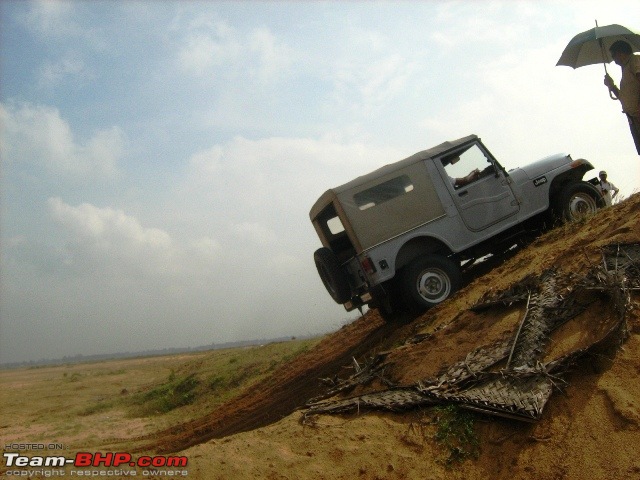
[310,134,603,316]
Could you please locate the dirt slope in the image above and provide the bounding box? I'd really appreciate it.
[160,194,639,479]
[138,310,399,454]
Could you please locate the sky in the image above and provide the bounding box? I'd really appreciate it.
[1,1,639,364]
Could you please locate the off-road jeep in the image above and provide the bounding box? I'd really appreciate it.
[310,134,604,316]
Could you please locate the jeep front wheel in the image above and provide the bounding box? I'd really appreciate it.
[313,247,351,304]
[555,182,604,222]
[399,255,461,313]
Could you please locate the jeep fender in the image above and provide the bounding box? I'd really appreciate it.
[394,236,452,272]
[548,161,594,208]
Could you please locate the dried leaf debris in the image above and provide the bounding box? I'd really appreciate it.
[303,243,639,423]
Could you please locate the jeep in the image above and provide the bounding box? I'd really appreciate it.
[309,134,604,316]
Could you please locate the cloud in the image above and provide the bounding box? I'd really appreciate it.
[38,54,93,89]
[178,24,241,74]
[182,135,402,222]
[48,198,171,249]
[308,21,422,120]
[0,102,123,178]
[430,2,535,50]
[21,0,104,49]
[25,191,339,361]
[23,0,76,37]
[159,135,404,293]
[176,20,293,82]
[248,27,295,82]
[328,52,418,117]
[231,222,278,246]
[47,197,175,277]
[191,236,221,258]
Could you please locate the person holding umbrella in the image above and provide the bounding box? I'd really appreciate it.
[557,23,640,155]
[603,40,640,155]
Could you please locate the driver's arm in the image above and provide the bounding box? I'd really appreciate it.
[453,169,481,187]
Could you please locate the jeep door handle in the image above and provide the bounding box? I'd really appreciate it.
[458,190,469,197]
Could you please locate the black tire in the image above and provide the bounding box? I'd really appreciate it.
[554,181,605,223]
[398,254,461,313]
[372,280,406,323]
[313,247,351,304]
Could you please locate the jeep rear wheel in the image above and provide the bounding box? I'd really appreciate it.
[399,255,461,313]
[313,247,351,304]
[555,182,604,222]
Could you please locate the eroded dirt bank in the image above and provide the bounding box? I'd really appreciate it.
[159,194,640,479]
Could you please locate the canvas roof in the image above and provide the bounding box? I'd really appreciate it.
[310,134,478,220]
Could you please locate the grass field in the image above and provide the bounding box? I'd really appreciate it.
[0,337,320,454]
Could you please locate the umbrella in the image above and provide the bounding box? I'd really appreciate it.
[556,23,640,68]
[556,22,640,98]
[556,23,640,69]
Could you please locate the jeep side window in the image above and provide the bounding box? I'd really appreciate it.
[441,144,494,188]
[353,175,414,211]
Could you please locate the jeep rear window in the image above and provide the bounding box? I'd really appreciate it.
[327,216,345,234]
[316,203,346,236]
[354,175,414,210]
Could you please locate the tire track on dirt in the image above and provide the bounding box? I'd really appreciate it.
[137,310,398,453]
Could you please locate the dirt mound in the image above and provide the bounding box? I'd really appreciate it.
[141,308,406,453]
[153,194,639,479]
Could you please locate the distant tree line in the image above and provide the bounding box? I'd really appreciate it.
[0,335,310,370]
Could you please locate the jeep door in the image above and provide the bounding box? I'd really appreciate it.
[438,142,519,231]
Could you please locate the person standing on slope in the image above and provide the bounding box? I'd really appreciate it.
[604,40,640,155]
[596,171,619,206]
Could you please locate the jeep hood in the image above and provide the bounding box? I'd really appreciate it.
[515,153,572,179]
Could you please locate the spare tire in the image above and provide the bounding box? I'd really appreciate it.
[313,247,351,304]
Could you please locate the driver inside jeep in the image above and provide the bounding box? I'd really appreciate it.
[446,156,481,188]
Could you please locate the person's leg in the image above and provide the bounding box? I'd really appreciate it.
[628,114,640,155]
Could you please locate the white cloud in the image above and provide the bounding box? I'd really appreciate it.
[38,54,93,89]
[431,2,534,50]
[24,0,75,37]
[163,135,403,284]
[329,53,416,116]
[188,144,224,174]
[21,0,104,49]
[231,221,278,246]
[47,197,175,276]
[248,27,295,82]
[183,135,402,213]
[319,24,420,118]
[190,236,221,258]
[0,102,123,178]
[48,197,171,249]
[178,26,241,74]
[177,20,293,83]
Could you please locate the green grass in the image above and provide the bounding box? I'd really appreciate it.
[432,404,480,466]
[122,338,319,418]
[129,371,200,415]
[78,400,115,416]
